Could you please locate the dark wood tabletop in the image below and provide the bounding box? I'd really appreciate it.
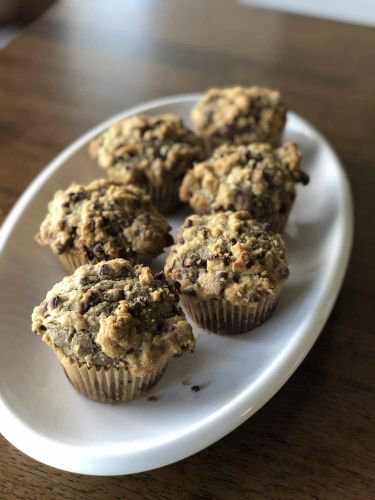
[0,1,374,498]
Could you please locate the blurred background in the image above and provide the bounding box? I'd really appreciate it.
[1,0,374,48]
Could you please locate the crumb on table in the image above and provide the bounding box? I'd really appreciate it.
[147,395,159,401]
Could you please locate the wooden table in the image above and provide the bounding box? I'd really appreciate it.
[0,1,374,498]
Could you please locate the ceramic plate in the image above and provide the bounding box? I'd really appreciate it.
[0,94,353,475]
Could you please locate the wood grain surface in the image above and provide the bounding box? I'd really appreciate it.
[0,1,374,498]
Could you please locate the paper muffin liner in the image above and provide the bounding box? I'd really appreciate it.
[263,210,290,234]
[58,251,152,274]
[52,346,168,403]
[58,251,91,274]
[148,179,181,214]
[180,293,279,335]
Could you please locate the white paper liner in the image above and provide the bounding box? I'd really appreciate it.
[53,346,168,403]
[180,293,279,335]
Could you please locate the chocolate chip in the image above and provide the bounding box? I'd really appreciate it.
[139,213,151,225]
[198,226,208,237]
[172,280,181,291]
[154,271,165,280]
[300,172,309,185]
[50,296,60,308]
[83,292,101,313]
[88,220,95,232]
[191,385,200,392]
[279,267,289,278]
[223,255,231,265]
[85,247,95,260]
[279,204,289,215]
[129,302,143,317]
[80,277,90,286]
[70,192,86,203]
[184,219,193,228]
[99,264,111,275]
[249,292,260,302]
[197,258,207,268]
[56,242,67,253]
[93,243,105,258]
[233,273,241,283]
[120,266,129,277]
[217,271,228,282]
[255,154,263,161]
[228,204,235,211]
[178,237,185,245]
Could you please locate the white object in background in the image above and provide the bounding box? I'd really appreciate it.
[0,94,353,475]
[241,0,375,27]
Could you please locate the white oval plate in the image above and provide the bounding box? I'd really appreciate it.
[0,94,353,475]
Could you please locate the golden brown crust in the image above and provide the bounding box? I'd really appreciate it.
[191,86,287,151]
[36,179,172,263]
[179,142,308,221]
[89,114,205,187]
[164,212,289,306]
[31,259,195,376]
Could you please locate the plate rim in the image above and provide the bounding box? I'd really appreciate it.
[0,93,354,475]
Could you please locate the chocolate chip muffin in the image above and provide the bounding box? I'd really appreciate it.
[31,259,195,402]
[180,142,308,232]
[191,86,287,153]
[36,179,172,273]
[88,114,205,213]
[164,212,289,334]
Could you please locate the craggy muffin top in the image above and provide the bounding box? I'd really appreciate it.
[164,212,289,305]
[31,259,195,375]
[36,179,172,262]
[180,142,308,219]
[191,86,287,150]
[89,114,205,186]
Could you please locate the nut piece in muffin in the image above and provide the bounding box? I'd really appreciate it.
[164,212,289,334]
[88,114,205,213]
[180,142,309,233]
[36,179,173,273]
[31,259,195,402]
[191,86,287,152]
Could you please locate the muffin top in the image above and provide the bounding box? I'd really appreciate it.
[89,114,205,186]
[180,142,308,219]
[31,259,195,375]
[191,86,287,149]
[36,179,172,262]
[164,212,289,305]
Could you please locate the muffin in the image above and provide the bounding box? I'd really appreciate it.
[164,212,289,334]
[36,180,172,273]
[31,259,195,403]
[180,142,308,233]
[191,86,287,153]
[88,114,205,213]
